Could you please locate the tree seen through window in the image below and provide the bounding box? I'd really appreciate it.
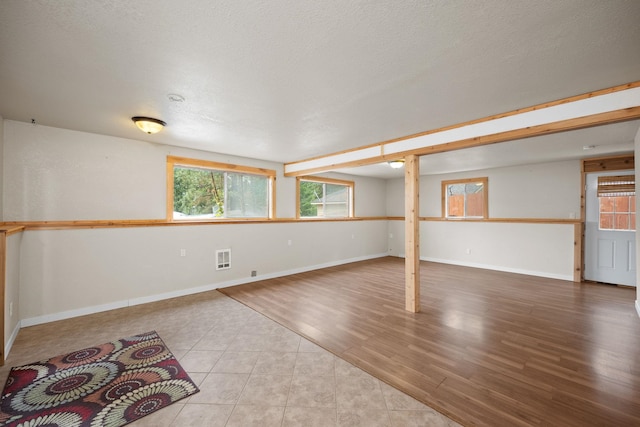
[168,156,274,220]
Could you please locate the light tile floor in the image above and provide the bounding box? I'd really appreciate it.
[1,290,460,426]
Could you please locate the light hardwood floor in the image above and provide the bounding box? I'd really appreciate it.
[221,257,640,427]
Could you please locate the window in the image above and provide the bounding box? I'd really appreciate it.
[597,175,635,231]
[442,177,488,219]
[167,156,275,221]
[297,177,354,218]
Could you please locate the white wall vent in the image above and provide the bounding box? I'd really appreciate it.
[216,249,231,270]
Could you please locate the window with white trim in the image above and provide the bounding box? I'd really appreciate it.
[597,174,635,231]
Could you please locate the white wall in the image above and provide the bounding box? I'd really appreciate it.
[387,220,575,280]
[3,120,386,221]
[19,220,387,325]
[386,160,581,279]
[386,160,581,218]
[3,120,389,325]
[3,121,272,220]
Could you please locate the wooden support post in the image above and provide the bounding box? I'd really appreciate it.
[573,223,583,283]
[405,154,420,312]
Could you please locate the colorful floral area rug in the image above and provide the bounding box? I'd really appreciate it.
[0,331,199,427]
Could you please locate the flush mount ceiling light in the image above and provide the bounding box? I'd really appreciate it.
[388,159,405,169]
[131,116,166,134]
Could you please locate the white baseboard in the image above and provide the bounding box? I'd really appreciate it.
[21,301,129,328]
[636,300,640,319]
[219,252,390,287]
[4,321,21,359]
[424,257,573,281]
[20,253,388,327]
[395,254,573,281]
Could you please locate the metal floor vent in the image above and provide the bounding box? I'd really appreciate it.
[216,249,231,270]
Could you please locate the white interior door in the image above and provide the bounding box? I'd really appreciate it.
[584,172,636,286]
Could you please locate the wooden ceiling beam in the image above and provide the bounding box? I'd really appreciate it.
[284,81,640,177]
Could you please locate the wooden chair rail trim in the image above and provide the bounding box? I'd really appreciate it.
[0,217,390,230]
[0,217,581,230]
[0,226,25,235]
[418,217,581,224]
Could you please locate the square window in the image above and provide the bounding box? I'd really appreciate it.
[614,214,630,230]
[442,178,488,219]
[615,196,630,212]
[598,195,635,231]
[599,197,614,213]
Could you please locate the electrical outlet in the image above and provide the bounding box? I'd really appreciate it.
[466,248,471,254]
[180,249,186,257]
[251,270,257,277]
[288,240,292,246]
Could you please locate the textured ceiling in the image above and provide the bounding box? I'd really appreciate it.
[1,0,639,177]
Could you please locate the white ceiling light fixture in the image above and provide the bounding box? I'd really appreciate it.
[132,116,166,134]
[388,159,405,169]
